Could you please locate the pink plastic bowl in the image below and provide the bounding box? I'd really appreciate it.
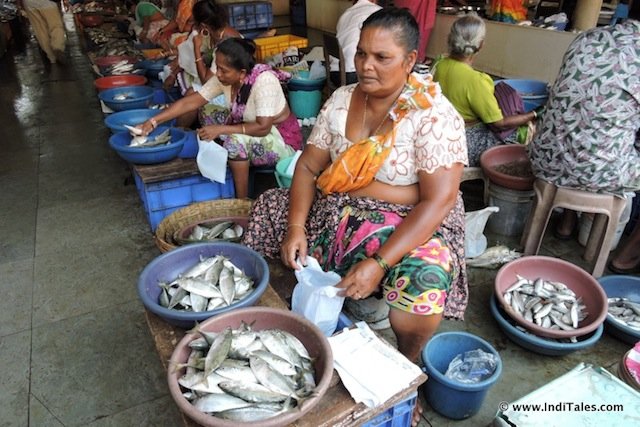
[494,256,608,339]
[480,144,535,191]
[168,307,334,427]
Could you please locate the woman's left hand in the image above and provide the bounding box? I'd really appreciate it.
[336,258,385,300]
[198,125,222,141]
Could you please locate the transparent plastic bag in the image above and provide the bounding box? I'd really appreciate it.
[444,349,499,384]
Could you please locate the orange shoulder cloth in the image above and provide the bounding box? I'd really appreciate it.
[316,73,438,195]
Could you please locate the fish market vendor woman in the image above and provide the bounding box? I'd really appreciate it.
[243,7,469,385]
[138,38,302,199]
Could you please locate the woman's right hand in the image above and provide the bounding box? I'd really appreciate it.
[280,227,308,270]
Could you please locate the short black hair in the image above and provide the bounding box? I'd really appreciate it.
[361,7,420,53]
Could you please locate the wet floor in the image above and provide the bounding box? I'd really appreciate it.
[0,12,637,427]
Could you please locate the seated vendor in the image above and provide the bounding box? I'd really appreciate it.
[242,8,469,426]
[136,38,302,199]
[432,13,536,166]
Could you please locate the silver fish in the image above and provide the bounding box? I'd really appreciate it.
[219,380,289,403]
[194,393,251,413]
[204,328,232,378]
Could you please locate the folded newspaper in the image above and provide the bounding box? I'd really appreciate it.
[328,322,424,407]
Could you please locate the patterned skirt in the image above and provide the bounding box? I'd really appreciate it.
[242,189,469,320]
[199,106,300,166]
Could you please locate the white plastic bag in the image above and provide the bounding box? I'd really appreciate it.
[464,206,499,258]
[308,60,326,80]
[196,136,228,183]
[292,256,345,336]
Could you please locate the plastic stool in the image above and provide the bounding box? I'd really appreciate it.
[462,167,490,205]
[521,179,626,278]
[248,165,276,199]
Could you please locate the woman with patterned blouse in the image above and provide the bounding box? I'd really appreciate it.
[243,12,468,425]
[528,3,640,240]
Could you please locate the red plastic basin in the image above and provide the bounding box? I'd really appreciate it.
[94,75,148,92]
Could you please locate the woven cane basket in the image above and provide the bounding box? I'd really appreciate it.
[154,199,254,253]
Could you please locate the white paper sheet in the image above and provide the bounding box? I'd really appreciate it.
[328,322,424,407]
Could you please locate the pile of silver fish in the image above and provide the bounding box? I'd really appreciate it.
[503,275,587,337]
[94,39,141,58]
[607,298,640,331]
[158,255,255,312]
[85,29,111,46]
[181,221,244,244]
[176,322,316,422]
[125,126,172,148]
[104,60,137,75]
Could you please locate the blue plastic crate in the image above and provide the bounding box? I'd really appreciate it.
[227,1,273,31]
[133,169,235,230]
[363,392,417,427]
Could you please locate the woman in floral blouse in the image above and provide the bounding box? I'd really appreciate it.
[243,12,468,425]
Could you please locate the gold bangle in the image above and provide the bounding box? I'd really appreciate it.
[241,123,246,134]
[532,110,537,119]
[150,118,158,129]
[371,253,391,274]
[288,223,307,234]
[195,57,203,63]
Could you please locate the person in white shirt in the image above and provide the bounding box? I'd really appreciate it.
[332,0,382,86]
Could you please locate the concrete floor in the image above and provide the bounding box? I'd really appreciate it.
[1,12,637,427]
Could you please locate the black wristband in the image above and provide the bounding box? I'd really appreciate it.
[372,253,391,273]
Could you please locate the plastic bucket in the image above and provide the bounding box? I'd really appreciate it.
[289,89,323,119]
[421,331,502,420]
[487,183,534,237]
[275,155,295,188]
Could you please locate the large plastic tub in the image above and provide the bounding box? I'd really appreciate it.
[137,242,269,328]
[421,331,502,420]
[226,1,273,31]
[133,168,235,231]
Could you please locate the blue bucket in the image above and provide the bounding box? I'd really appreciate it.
[289,90,323,119]
[421,331,502,420]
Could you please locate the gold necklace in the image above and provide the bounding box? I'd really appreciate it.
[362,94,389,139]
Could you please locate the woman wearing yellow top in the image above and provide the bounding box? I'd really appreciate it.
[433,13,536,166]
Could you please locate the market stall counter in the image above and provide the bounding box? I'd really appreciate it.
[145,283,428,426]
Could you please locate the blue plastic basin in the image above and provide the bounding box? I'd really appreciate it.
[99,85,155,112]
[495,79,549,112]
[108,126,185,164]
[136,58,170,80]
[137,242,270,328]
[104,109,176,134]
[178,130,198,158]
[598,275,640,345]
[421,331,502,420]
[490,294,603,356]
